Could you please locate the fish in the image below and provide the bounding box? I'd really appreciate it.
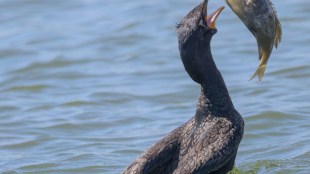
[224,0,282,82]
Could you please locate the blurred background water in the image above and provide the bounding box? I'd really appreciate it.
[0,0,309,173]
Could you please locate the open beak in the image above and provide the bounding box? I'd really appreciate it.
[203,3,225,29]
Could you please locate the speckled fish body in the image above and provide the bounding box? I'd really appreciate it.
[225,0,282,82]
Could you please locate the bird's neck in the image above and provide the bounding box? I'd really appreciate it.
[194,51,235,119]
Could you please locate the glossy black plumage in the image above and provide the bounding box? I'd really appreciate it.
[122,1,244,173]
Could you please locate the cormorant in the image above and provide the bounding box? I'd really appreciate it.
[122,0,244,173]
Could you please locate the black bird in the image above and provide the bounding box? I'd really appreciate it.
[122,0,244,173]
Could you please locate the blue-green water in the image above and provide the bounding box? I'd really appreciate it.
[0,0,309,173]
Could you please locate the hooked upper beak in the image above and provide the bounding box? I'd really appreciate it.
[203,2,225,29]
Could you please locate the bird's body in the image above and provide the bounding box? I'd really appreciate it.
[122,1,244,173]
[122,104,243,174]
[225,0,282,82]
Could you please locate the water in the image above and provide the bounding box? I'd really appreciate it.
[0,0,309,173]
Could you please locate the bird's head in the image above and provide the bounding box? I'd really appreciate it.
[177,0,225,84]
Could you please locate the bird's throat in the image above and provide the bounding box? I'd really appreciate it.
[194,54,235,118]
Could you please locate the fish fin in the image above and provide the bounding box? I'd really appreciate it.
[274,16,282,48]
[249,63,267,82]
[266,0,282,48]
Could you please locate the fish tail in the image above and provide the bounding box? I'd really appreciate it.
[251,47,270,82]
[249,63,267,82]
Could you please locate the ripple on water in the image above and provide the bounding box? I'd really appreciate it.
[3,85,54,92]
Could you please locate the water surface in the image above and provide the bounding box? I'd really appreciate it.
[0,0,310,173]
